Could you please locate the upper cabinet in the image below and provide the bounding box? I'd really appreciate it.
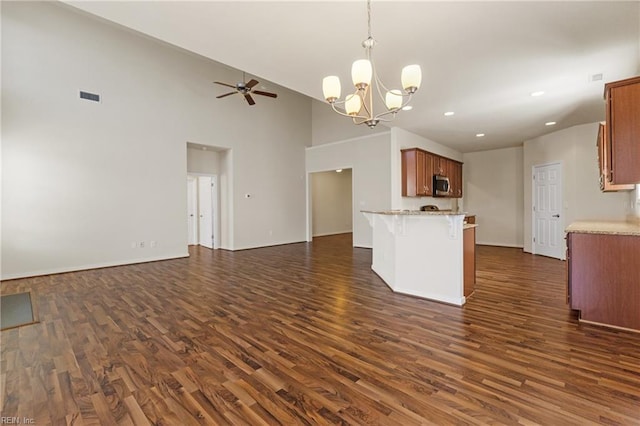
[401,148,433,197]
[597,123,634,192]
[604,76,640,185]
[401,148,462,198]
[448,160,463,198]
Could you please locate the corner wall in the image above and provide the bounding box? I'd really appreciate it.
[463,147,524,247]
[1,2,310,279]
[306,133,392,248]
[523,122,632,253]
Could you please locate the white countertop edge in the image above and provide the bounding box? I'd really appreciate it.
[361,210,466,216]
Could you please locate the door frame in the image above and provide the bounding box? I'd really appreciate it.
[187,176,198,245]
[188,173,220,249]
[531,161,565,260]
[306,167,354,243]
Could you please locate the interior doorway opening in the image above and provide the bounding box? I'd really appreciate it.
[309,168,354,240]
[187,175,218,249]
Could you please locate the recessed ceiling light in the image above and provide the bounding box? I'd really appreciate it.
[530,91,545,97]
[444,111,455,116]
[476,133,485,138]
[336,169,343,173]
[545,121,556,126]
[402,105,413,111]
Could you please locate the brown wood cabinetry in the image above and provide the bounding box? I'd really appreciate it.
[567,232,640,331]
[448,160,463,198]
[401,148,462,198]
[401,148,433,197]
[604,76,640,185]
[597,123,634,192]
[463,226,476,298]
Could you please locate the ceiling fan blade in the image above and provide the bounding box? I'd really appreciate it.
[216,92,237,99]
[253,90,278,98]
[244,94,256,105]
[214,81,236,88]
[245,79,259,89]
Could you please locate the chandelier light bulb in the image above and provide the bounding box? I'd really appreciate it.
[385,90,403,110]
[345,94,362,116]
[322,76,341,102]
[401,64,422,93]
[352,59,372,89]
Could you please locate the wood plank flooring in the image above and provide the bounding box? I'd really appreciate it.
[1,234,639,425]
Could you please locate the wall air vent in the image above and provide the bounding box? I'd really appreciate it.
[79,91,100,102]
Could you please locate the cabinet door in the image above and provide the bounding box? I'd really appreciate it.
[598,123,634,192]
[606,77,640,184]
[402,148,429,197]
[401,149,418,197]
[434,155,446,176]
[451,161,463,198]
[423,151,434,196]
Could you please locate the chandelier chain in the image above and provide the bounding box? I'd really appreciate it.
[367,0,372,39]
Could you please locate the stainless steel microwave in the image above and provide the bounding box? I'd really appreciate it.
[433,175,450,196]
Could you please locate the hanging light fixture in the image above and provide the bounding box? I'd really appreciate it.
[322,0,422,129]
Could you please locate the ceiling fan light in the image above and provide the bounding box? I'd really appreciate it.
[322,76,341,102]
[352,59,372,89]
[385,89,403,110]
[345,94,362,116]
[401,64,422,93]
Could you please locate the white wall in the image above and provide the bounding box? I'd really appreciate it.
[311,99,387,146]
[1,2,310,278]
[306,133,392,248]
[463,147,524,247]
[311,169,353,237]
[186,147,220,175]
[523,122,632,253]
[390,127,464,212]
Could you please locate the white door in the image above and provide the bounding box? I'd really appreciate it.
[187,177,198,245]
[198,176,214,249]
[533,163,564,259]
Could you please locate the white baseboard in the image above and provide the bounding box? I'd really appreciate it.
[1,252,189,281]
[476,241,524,248]
[312,230,353,237]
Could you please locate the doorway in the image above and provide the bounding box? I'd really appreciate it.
[309,169,354,239]
[187,175,219,249]
[532,162,564,260]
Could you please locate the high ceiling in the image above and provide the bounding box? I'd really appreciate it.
[64,1,639,153]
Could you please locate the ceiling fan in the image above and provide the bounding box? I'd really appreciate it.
[214,72,278,106]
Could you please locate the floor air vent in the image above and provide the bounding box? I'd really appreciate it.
[80,90,100,102]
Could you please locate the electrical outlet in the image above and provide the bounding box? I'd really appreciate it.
[130,242,137,249]
[138,241,145,249]
[150,240,156,248]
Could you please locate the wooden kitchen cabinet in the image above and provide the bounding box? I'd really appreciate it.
[402,148,463,198]
[604,76,640,185]
[567,232,640,331]
[597,123,634,192]
[448,160,463,198]
[401,148,433,197]
[463,226,476,298]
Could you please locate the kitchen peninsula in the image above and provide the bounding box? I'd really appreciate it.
[362,210,476,306]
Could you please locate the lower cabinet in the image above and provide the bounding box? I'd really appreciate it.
[463,226,476,298]
[567,232,640,331]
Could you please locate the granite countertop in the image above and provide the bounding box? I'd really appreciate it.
[464,224,478,230]
[565,220,640,236]
[361,210,466,216]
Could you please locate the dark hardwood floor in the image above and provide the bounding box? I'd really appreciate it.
[1,234,639,425]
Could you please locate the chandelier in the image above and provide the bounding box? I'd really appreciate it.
[322,0,422,129]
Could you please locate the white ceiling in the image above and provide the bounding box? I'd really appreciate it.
[64,1,640,153]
